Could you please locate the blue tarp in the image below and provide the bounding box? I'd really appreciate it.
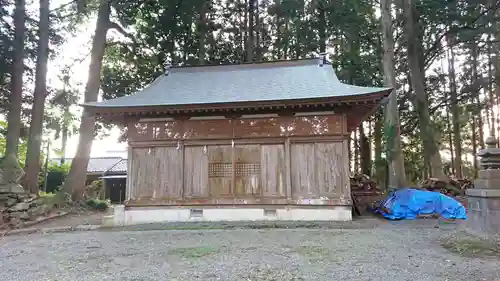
[376,188,467,220]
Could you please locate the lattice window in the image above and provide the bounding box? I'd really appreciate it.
[235,163,260,177]
[208,163,261,178]
[209,163,232,178]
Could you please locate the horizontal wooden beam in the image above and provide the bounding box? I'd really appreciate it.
[129,135,349,148]
[124,197,352,208]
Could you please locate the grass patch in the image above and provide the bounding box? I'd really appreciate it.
[104,221,375,232]
[441,233,500,257]
[170,246,220,258]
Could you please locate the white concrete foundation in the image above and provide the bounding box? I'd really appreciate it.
[111,206,352,226]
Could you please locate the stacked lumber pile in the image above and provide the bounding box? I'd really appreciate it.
[350,174,380,192]
[420,176,473,196]
[350,174,473,215]
[350,174,383,215]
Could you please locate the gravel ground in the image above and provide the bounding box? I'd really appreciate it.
[0,218,498,281]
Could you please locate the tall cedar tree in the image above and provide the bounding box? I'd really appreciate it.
[24,0,51,193]
[1,0,25,192]
[403,0,445,179]
[63,0,111,200]
[381,0,406,188]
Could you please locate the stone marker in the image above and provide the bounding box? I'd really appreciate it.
[466,136,500,236]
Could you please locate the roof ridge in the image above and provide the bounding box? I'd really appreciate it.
[89,156,122,159]
[170,58,330,74]
[171,57,320,69]
[104,158,124,174]
[51,156,123,160]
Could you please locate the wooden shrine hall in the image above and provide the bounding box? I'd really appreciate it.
[84,55,391,225]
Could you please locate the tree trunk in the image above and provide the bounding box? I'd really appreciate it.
[348,135,352,173]
[255,0,261,61]
[446,103,455,175]
[403,0,444,179]
[373,111,384,183]
[283,20,289,59]
[495,38,500,147]
[380,0,406,188]
[246,0,255,62]
[63,0,110,200]
[4,0,25,159]
[61,120,68,165]
[197,1,208,65]
[446,35,461,177]
[471,112,478,177]
[0,0,26,193]
[318,1,326,53]
[359,123,371,176]
[471,40,485,149]
[243,0,248,61]
[353,130,359,174]
[488,34,495,138]
[274,0,281,60]
[24,0,50,194]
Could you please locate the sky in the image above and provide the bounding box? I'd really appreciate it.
[47,1,127,159]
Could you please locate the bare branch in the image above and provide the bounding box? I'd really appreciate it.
[423,3,500,65]
[108,21,135,42]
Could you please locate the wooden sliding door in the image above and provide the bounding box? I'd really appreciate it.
[290,141,348,199]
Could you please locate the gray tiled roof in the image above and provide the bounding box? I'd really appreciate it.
[84,58,389,108]
[50,157,123,173]
[107,159,127,173]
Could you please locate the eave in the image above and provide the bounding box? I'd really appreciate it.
[84,89,391,126]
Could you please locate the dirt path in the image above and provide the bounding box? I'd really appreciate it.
[31,211,106,229]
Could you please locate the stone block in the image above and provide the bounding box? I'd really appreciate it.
[474,179,485,189]
[466,196,500,235]
[8,202,30,212]
[28,205,49,217]
[10,211,29,220]
[478,169,500,180]
[474,178,500,189]
[488,198,500,210]
[467,188,500,197]
[2,197,18,208]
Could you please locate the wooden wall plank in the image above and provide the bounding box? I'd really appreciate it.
[284,139,292,199]
[341,140,351,197]
[315,143,341,196]
[261,144,286,197]
[155,147,183,198]
[290,142,346,199]
[208,145,232,197]
[234,145,261,196]
[184,146,209,197]
[130,148,156,199]
[290,143,317,197]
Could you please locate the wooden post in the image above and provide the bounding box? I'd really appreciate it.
[126,147,132,202]
[180,140,185,200]
[285,138,292,200]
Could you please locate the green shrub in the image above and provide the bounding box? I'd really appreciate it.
[86,198,109,211]
[39,191,55,199]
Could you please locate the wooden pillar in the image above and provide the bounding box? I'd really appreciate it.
[126,146,132,202]
[180,140,185,200]
[285,138,292,200]
[342,139,351,196]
